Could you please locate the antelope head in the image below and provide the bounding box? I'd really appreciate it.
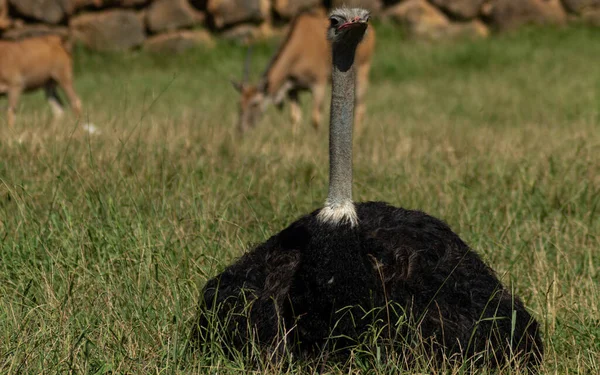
[232,47,267,133]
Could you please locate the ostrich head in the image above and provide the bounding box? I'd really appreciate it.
[327,8,370,45]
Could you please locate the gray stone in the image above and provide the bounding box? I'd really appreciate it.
[445,19,489,39]
[484,0,566,31]
[385,0,450,39]
[561,0,600,14]
[207,0,269,29]
[147,0,205,33]
[273,0,322,19]
[8,0,72,24]
[430,0,485,20]
[385,0,489,40]
[70,10,146,51]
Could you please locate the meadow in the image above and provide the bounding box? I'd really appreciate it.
[0,22,598,374]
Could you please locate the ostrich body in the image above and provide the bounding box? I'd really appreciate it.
[195,8,543,369]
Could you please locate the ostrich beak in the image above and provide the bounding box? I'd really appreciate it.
[338,18,368,31]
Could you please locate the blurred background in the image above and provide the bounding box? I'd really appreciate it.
[0,0,599,50]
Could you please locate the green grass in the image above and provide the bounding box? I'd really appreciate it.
[1,22,599,373]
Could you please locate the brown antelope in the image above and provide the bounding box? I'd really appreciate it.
[0,34,82,128]
[231,7,375,133]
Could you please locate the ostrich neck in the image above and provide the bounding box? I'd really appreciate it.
[317,40,359,227]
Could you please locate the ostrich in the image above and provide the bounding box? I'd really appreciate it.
[194,8,543,370]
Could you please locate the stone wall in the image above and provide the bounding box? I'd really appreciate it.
[0,0,598,52]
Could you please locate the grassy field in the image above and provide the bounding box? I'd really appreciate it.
[0,22,599,374]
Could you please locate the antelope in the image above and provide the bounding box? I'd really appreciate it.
[231,7,375,133]
[0,34,82,128]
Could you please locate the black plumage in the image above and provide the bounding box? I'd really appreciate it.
[194,202,543,368]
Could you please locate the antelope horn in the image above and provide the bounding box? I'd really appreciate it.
[242,45,253,83]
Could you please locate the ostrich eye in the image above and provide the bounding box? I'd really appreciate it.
[329,16,341,28]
